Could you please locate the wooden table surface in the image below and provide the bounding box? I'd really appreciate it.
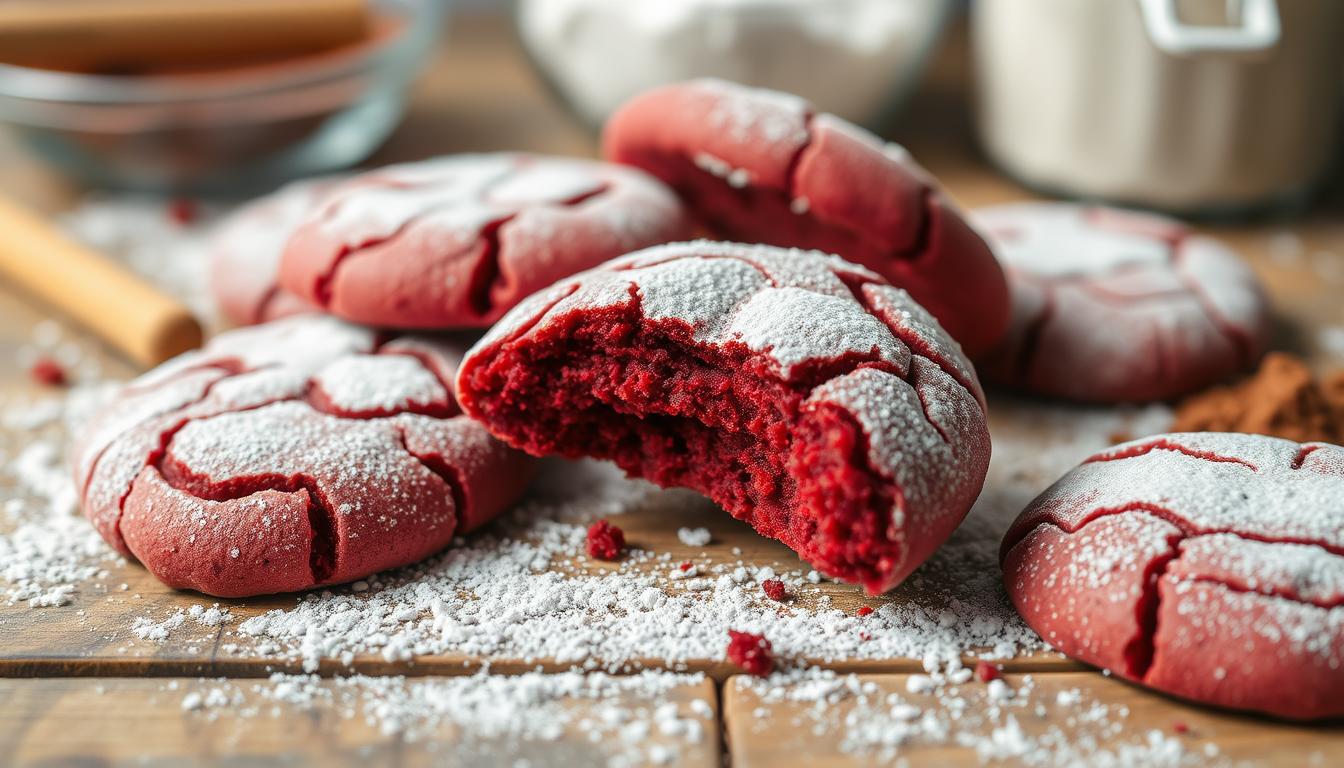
[0,11,1341,767]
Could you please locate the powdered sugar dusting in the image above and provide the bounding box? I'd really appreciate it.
[727,286,906,376]
[314,355,448,415]
[697,77,811,146]
[733,667,1208,766]
[172,669,712,765]
[973,202,1271,402]
[1027,433,1343,547]
[74,315,528,595]
[1004,432,1344,717]
[227,458,1035,672]
[208,178,337,324]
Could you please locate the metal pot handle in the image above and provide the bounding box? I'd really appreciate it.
[1137,0,1280,56]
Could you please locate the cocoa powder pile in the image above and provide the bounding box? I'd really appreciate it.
[1172,352,1344,444]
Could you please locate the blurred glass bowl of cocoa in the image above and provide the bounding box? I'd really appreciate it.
[514,0,958,133]
[0,0,442,193]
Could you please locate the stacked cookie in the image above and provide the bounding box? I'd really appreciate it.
[78,78,1338,720]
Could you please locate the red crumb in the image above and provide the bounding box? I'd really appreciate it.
[29,357,67,387]
[1173,721,1190,734]
[679,560,694,572]
[761,579,787,601]
[585,520,625,560]
[727,630,774,677]
[975,661,1002,682]
[856,606,874,617]
[859,631,873,642]
[167,198,198,225]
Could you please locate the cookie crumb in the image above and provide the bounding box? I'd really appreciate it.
[167,198,198,225]
[727,630,774,677]
[761,579,787,602]
[28,357,67,387]
[856,606,874,617]
[586,520,626,561]
[975,661,1002,682]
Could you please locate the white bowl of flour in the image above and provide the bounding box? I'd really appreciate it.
[516,0,956,131]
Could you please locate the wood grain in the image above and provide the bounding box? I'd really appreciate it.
[723,672,1344,767]
[0,676,721,767]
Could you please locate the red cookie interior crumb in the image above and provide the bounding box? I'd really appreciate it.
[856,605,874,617]
[975,661,1002,682]
[727,629,774,677]
[761,579,787,601]
[678,560,694,572]
[586,519,625,561]
[29,357,67,387]
[464,314,906,591]
[167,198,198,225]
[1172,721,1190,734]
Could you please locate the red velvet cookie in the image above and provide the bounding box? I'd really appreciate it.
[1001,433,1344,720]
[456,241,991,594]
[973,203,1271,402]
[602,79,1009,358]
[279,153,693,329]
[209,179,336,325]
[74,315,535,598]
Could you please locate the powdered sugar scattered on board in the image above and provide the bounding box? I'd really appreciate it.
[734,667,1208,766]
[172,669,712,765]
[0,379,121,608]
[677,527,712,547]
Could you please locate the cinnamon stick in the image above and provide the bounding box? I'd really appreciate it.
[0,195,202,367]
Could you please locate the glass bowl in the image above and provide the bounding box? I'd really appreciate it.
[0,0,443,193]
[515,0,957,133]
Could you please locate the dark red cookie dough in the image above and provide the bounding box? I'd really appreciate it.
[1001,432,1344,720]
[602,79,1009,357]
[279,153,693,330]
[456,241,991,594]
[973,203,1271,403]
[74,315,535,598]
[208,178,333,326]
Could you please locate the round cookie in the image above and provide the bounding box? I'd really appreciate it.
[602,79,1009,357]
[74,315,535,598]
[279,153,693,329]
[973,203,1271,402]
[209,178,336,326]
[1001,432,1344,720]
[456,241,991,594]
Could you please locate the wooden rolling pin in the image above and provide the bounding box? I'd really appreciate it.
[0,0,370,72]
[0,196,202,368]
